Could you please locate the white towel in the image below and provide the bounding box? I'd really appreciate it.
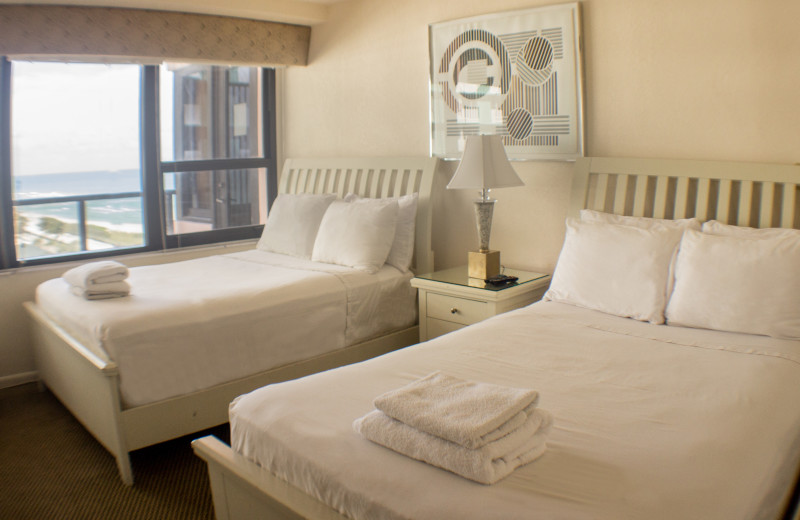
[374,371,539,449]
[63,260,129,289]
[354,408,553,485]
[70,281,130,300]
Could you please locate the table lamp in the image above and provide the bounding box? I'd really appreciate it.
[447,134,524,279]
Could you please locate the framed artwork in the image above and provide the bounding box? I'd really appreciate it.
[429,3,584,161]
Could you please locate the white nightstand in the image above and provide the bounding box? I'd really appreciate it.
[410,266,551,342]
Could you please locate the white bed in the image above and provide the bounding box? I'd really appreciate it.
[193,156,800,520]
[25,156,437,485]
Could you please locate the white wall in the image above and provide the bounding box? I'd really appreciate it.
[2,0,799,384]
[282,0,800,272]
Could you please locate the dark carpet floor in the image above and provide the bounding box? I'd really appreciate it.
[0,382,229,519]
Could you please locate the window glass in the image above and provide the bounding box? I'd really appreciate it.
[163,168,268,234]
[159,63,263,162]
[11,61,143,260]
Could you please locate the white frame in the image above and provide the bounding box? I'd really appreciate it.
[429,3,584,161]
[26,156,437,486]
[193,156,800,520]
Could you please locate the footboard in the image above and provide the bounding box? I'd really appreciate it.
[193,436,348,520]
[26,300,419,487]
[24,302,133,484]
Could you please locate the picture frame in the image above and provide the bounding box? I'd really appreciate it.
[429,3,584,161]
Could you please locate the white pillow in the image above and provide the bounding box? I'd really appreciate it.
[344,193,419,272]
[702,219,800,240]
[666,229,800,339]
[257,193,336,259]
[312,198,399,273]
[580,209,701,231]
[581,209,700,296]
[543,219,685,324]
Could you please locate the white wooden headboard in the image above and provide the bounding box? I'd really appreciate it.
[279,157,438,274]
[571,157,800,229]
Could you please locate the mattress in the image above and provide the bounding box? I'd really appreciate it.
[230,301,800,520]
[35,250,415,408]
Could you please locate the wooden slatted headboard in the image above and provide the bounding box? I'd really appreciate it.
[570,157,800,229]
[279,157,438,274]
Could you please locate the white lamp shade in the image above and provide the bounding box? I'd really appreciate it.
[447,135,524,190]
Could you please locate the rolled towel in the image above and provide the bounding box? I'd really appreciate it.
[70,281,130,300]
[63,260,129,289]
[374,371,539,449]
[354,408,553,485]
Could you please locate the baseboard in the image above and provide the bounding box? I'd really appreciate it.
[0,371,38,390]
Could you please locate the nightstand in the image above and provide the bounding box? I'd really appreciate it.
[410,266,550,342]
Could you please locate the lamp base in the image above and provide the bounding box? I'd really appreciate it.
[468,250,500,279]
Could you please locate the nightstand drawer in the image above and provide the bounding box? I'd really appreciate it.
[426,317,464,339]
[427,293,488,325]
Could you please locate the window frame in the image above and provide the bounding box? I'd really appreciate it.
[0,60,277,270]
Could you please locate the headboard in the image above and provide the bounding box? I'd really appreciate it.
[570,157,800,229]
[279,157,438,274]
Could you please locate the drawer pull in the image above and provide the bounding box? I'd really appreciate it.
[450,307,458,314]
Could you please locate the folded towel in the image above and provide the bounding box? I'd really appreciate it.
[63,260,129,289]
[354,408,553,485]
[374,372,539,449]
[70,281,130,300]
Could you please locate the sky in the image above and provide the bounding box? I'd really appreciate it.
[11,61,174,176]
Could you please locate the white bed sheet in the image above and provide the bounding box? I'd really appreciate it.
[35,250,415,408]
[230,301,800,520]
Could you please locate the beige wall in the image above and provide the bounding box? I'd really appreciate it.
[2,0,799,384]
[283,0,800,273]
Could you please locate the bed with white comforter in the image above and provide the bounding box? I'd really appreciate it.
[195,157,800,520]
[35,249,415,408]
[229,301,800,520]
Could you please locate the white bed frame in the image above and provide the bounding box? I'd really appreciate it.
[193,156,800,520]
[24,156,437,486]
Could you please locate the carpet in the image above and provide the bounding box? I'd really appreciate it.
[0,383,228,519]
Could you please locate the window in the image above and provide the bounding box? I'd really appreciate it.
[0,58,277,268]
[10,62,143,261]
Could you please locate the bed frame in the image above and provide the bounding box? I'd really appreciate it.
[24,156,437,486]
[193,156,800,520]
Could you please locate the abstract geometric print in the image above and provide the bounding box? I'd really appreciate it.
[429,3,583,160]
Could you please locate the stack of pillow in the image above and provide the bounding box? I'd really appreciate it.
[543,209,800,340]
[256,191,419,274]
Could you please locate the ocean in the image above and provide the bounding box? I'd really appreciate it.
[15,170,174,232]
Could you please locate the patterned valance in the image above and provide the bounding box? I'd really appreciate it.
[0,5,310,66]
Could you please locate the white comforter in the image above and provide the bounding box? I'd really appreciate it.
[36,250,415,407]
[231,301,800,520]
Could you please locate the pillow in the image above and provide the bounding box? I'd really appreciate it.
[581,209,700,296]
[543,219,685,323]
[702,219,800,240]
[257,193,336,259]
[580,209,701,231]
[665,229,800,339]
[312,198,399,273]
[344,193,419,272]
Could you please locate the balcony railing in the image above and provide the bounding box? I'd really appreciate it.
[13,191,143,252]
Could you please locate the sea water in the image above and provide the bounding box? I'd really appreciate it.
[14,169,175,232]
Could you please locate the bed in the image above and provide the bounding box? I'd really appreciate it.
[193,156,800,520]
[24,156,437,486]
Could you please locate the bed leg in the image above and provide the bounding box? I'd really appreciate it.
[117,452,134,486]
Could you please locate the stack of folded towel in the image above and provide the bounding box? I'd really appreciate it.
[353,371,553,485]
[62,260,130,300]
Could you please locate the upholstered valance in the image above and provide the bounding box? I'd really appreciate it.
[0,5,310,66]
